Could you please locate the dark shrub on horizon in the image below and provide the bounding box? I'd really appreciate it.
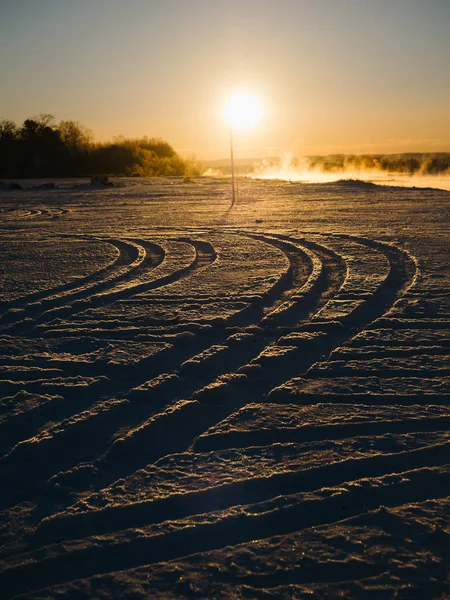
[0,116,203,178]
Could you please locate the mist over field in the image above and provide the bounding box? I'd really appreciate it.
[205,152,450,190]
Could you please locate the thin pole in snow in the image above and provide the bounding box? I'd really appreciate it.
[230,128,236,207]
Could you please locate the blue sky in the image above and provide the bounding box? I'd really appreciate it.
[1,0,449,157]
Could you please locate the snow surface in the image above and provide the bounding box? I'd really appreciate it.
[0,176,449,598]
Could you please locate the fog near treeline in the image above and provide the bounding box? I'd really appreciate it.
[0,114,203,179]
[259,153,450,175]
[2,114,449,184]
[206,152,450,177]
[200,152,450,190]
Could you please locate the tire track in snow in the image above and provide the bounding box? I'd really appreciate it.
[72,234,417,497]
[0,229,433,598]
[32,234,340,496]
[0,237,129,316]
[0,238,146,325]
[29,238,216,333]
[0,235,315,496]
[38,440,450,542]
[194,413,450,452]
[2,463,449,598]
[37,233,401,500]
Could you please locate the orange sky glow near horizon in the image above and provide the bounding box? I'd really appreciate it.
[1,0,450,160]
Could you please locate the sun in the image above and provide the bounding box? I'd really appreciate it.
[224,91,263,131]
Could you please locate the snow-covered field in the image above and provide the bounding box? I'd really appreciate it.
[0,177,449,599]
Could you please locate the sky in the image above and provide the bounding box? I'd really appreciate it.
[1,0,450,159]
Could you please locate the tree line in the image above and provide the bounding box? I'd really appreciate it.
[306,153,450,175]
[0,114,203,178]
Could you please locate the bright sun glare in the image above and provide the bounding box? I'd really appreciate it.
[224,91,263,131]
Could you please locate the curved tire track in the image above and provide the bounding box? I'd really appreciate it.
[0,238,145,323]
[1,228,438,600]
